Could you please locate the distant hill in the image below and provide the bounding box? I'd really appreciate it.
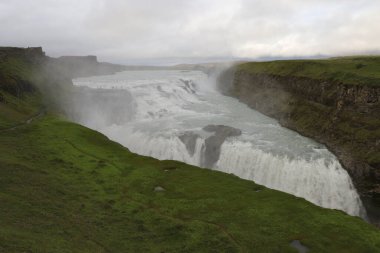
[50,55,126,78]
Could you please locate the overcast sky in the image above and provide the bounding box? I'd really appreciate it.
[1,0,380,64]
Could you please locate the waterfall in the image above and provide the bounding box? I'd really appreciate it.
[72,69,367,218]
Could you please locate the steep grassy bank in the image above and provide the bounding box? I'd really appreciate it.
[1,48,380,252]
[0,49,44,129]
[223,57,380,224]
[3,113,380,252]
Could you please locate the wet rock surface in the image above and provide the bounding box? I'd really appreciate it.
[201,125,242,168]
[179,132,200,156]
[179,79,196,94]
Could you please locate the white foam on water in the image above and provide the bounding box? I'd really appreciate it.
[216,140,365,217]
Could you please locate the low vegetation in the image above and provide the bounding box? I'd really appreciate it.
[238,56,380,86]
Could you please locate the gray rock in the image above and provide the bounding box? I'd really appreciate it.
[154,186,166,192]
[179,132,200,156]
[201,125,242,168]
[203,124,242,137]
[290,240,309,253]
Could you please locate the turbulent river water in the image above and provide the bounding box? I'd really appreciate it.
[73,69,366,218]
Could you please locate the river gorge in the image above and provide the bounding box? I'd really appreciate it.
[70,69,366,218]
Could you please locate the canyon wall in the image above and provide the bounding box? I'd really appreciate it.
[221,67,380,223]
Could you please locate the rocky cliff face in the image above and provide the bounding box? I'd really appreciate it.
[221,68,380,224]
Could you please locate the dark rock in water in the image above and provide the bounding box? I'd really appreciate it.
[180,125,242,168]
[179,132,200,156]
[179,79,196,94]
[290,240,309,253]
[201,125,242,168]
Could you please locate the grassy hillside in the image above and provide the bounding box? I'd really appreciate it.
[1,51,380,252]
[0,55,43,129]
[238,56,380,86]
[1,115,380,252]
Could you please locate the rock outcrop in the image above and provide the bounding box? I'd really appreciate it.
[179,132,200,157]
[201,125,242,168]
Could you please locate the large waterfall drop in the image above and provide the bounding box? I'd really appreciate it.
[72,69,366,218]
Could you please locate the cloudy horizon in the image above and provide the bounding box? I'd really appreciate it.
[1,0,380,64]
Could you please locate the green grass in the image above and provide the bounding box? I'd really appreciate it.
[0,92,42,129]
[0,56,44,129]
[0,57,35,81]
[238,56,380,86]
[0,115,380,252]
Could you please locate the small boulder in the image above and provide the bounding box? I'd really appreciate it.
[290,240,309,253]
[154,186,166,192]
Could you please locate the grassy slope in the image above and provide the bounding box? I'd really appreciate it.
[1,115,380,252]
[238,56,380,86]
[0,57,42,128]
[1,54,380,252]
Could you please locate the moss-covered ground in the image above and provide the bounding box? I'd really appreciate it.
[238,56,380,86]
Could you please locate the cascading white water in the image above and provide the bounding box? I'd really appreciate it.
[73,69,366,218]
[216,141,363,216]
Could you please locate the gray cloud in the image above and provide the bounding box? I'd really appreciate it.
[1,0,379,63]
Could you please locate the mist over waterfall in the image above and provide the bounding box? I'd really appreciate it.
[72,69,366,218]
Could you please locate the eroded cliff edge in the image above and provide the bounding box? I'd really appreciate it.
[219,59,380,224]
